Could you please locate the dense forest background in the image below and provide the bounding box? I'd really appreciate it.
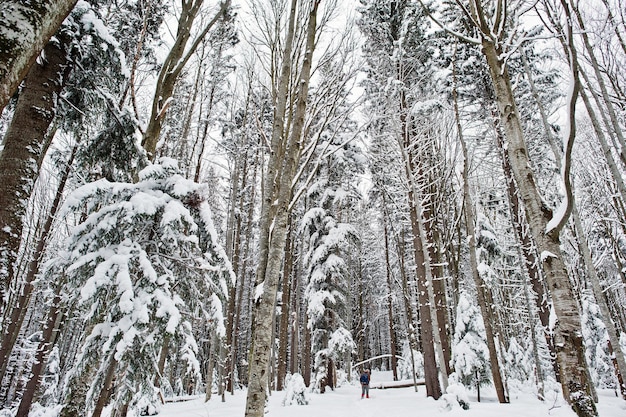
[0,1,625,417]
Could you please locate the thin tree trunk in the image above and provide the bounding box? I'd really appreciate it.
[15,291,62,416]
[383,213,398,381]
[395,224,419,392]
[453,57,508,403]
[570,1,626,164]
[276,217,294,391]
[141,0,228,159]
[524,43,626,398]
[572,204,626,398]
[423,196,452,376]
[205,342,214,402]
[154,338,170,404]
[0,136,78,387]
[303,311,311,387]
[399,88,445,399]
[92,355,118,417]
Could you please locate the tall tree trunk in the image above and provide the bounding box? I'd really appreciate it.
[245,3,319,416]
[453,58,508,403]
[0,130,78,381]
[493,112,558,381]
[276,217,294,391]
[289,236,302,376]
[141,0,228,159]
[399,88,445,399]
[395,224,419,392]
[0,35,71,316]
[1,138,78,403]
[570,205,623,399]
[92,355,118,417]
[0,0,77,114]
[524,45,626,397]
[16,291,63,417]
[154,338,170,404]
[569,1,626,164]
[479,28,596,417]
[302,311,311,387]
[383,213,398,381]
[423,195,452,376]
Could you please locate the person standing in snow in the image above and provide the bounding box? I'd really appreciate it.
[360,369,371,399]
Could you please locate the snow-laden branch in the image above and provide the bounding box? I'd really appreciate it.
[415,0,481,45]
[545,0,580,237]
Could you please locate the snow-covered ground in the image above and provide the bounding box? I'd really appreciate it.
[157,371,626,417]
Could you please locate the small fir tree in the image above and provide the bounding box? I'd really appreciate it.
[452,293,491,398]
[51,158,233,415]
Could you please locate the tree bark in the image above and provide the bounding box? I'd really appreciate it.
[16,292,63,417]
[0,137,78,398]
[0,35,72,317]
[398,84,445,399]
[141,1,228,159]
[92,354,118,417]
[276,217,294,391]
[244,3,319,416]
[453,57,508,403]
[480,31,596,416]
[0,0,76,114]
[383,213,398,381]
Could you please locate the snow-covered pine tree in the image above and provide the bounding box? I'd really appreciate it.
[300,124,362,391]
[581,294,615,390]
[49,158,233,416]
[452,293,491,401]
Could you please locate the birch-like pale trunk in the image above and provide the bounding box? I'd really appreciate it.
[245,2,319,416]
[480,33,596,417]
[0,0,77,114]
[524,42,626,399]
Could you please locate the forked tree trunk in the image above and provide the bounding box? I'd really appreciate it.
[141,1,228,159]
[0,0,77,114]
[244,3,319,416]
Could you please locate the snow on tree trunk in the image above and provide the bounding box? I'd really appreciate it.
[141,1,229,160]
[480,36,596,417]
[245,2,319,416]
[0,0,77,114]
[0,33,72,324]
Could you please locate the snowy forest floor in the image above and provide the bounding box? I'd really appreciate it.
[152,371,625,417]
